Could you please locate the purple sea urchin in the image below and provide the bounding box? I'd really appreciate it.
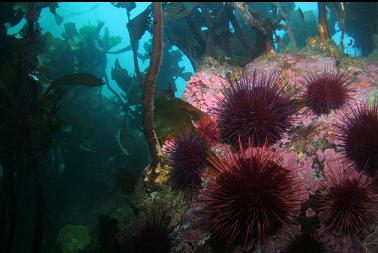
[336,103,378,176]
[299,69,354,115]
[164,132,208,191]
[316,161,378,236]
[214,71,296,148]
[200,139,303,249]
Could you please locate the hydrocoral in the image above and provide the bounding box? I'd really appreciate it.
[200,140,304,250]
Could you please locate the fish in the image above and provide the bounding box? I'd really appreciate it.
[44,72,104,94]
[79,140,96,152]
[297,7,305,22]
[347,38,354,47]
[106,45,132,54]
[358,82,369,88]
[51,73,104,87]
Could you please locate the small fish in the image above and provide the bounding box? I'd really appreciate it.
[347,38,354,47]
[297,7,305,22]
[107,45,132,54]
[79,140,96,152]
[51,73,104,88]
[358,82,369,88]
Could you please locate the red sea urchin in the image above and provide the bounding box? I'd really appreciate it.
[164,132,208,191]
[214,71,296,148]
[336,102,378,176]
[299,68,354,115]
[315,161,378,237]
[200,139,303,250]
[127,203,174,253]
[283,232,328,253]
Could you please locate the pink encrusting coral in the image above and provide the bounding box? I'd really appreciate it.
[183,71,229,115]
[279,149,318,197]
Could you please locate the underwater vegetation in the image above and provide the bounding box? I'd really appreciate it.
[57,224,91,253]
[1,2,378,253]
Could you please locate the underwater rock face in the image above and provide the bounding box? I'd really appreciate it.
[180,53,378,252]
[5,3,378,253]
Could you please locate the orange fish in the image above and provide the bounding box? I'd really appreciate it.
[358,82,369,88]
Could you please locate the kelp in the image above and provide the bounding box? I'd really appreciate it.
[154,97,205,141]
[111,2,136,18]
[142,2,164,171]
[127,4,152,46]
[162,2,197,20]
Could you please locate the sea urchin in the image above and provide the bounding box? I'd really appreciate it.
[299,68,353,115]
[214,71,296,148]
[164,132,208,191]
[316,162,378,236]
[201,139,303,249]
[127,203,174,253]
[336,103,378,176]
[282,231,328,253]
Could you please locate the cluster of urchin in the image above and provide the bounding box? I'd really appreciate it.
[127,68,378,252]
